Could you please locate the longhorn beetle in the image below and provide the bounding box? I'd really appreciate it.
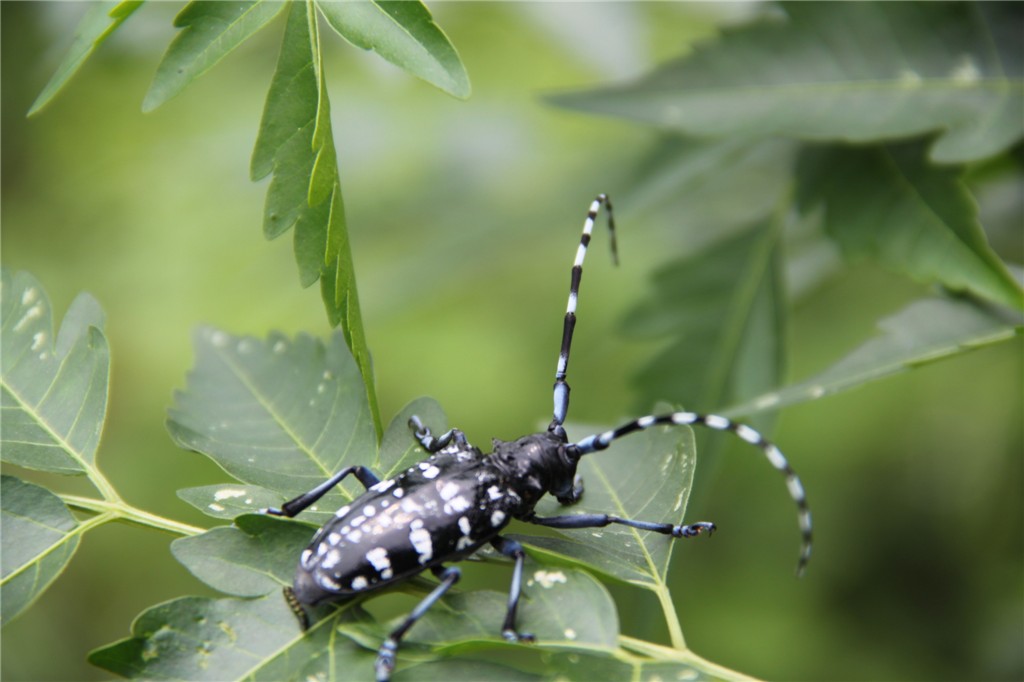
[265,194,813,681]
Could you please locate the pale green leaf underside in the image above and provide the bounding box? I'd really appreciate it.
[1,270,110,475]
[143,0,287,112]
[549,3,1023,163]
[316,0,470,99]
[1,476,81,625]
[28,1,143,116]
[796,142,1024,311]
[724,295,1024,417]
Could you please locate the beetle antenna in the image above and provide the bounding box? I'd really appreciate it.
[549,194,617,437]
[572,411,812,576]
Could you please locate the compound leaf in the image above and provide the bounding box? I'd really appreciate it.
[143,0,286,111]
[315,0,470,99]
[166,328,377,512]
[514,422,697,589]
[0,475,81,625]
[249,0,380,434]
[724,295,1024,417]
[28,1,143,116]
[550,2,1023,163]
[797,142,1024,311]
[1,270,109,475]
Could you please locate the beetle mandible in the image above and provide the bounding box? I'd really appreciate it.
[265,194,813,681]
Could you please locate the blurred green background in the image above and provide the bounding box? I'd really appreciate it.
[2,2,1021,680]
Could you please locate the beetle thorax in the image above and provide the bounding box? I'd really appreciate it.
[488,431,578,509]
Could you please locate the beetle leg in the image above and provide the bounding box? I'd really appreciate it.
[263,465,380,517]
[408,415,468,453]
[525,511,716,538]
[375,565,461,682]
[490,536,535,643]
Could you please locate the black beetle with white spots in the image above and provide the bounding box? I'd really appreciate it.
[266,194,813,681]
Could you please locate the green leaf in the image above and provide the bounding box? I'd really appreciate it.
[28,1,143,116]
[622,219,786,415]
[549,3,1023,163]
[724,295,1024,417]
[797,142,1024,311]
[171,514,314,597]
[1,476,81,625]
[167,328,377,513]
[249,0,380,435]
[88,594,329,680]
[376,396,448,477]
[90,563,619,680]
[403,565,618,649]
[143,0,287,112]
[515,422,697,588]
[316,0,470,99]
[177,483,285,520]
[1,270,110,475]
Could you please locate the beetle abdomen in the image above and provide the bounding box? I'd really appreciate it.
[295,456,514,603]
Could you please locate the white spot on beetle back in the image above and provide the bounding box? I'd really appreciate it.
[350,576,368,591]
[409,527,433,564]
[445,495,471,514]
[439,481,460,501]
[365,547,391,574]
[491,510,506,527]
[371,479,395,493]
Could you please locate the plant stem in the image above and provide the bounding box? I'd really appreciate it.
[61,494,205,536]
[620,636,760,680]
[653,583,686,650]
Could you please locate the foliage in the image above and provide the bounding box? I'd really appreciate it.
[3,2,1022,681]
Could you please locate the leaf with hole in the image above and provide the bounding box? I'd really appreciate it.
[549,3,1023,163]
[1,270,109,476]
